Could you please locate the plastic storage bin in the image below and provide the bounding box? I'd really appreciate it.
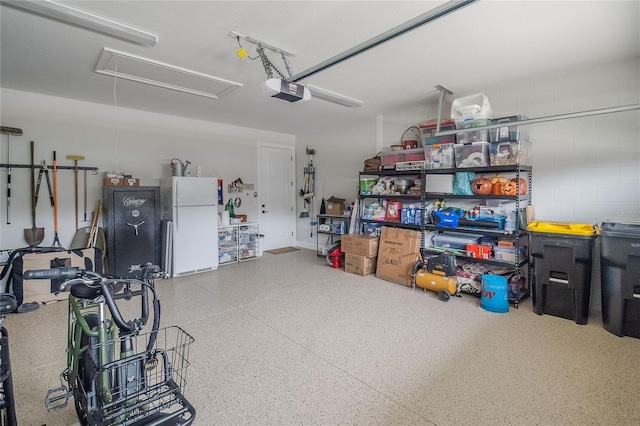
[424,143,455,169]
[419,119,456,145]
[363,222,382,237]
[493,245,526,262]
[359,178,378,195]
[380,148,425,168]
[433,232,481,250]
[489,140,532,166]
[528,221,596,324]
[454,142,490,168]
[599,221,640,338]
[451,93,493,121]
[489,115,529,142]
[455,118,491,144]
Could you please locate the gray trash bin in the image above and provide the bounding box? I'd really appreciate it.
[600,221,640,338]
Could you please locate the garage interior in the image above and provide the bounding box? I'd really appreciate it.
[0,1,639,425]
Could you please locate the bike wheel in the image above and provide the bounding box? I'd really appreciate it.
[0,328,17,426]
[73,314,101,426]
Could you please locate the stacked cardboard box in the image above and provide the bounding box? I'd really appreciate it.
[376,226,421,286]
[341,234,379,276]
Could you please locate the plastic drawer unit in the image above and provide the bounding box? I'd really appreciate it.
[599,221,640,338]
[528,221,596,325]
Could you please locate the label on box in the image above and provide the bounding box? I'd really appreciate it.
[103,178,123,186]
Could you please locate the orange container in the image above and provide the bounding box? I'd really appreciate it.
[466,244,492,259]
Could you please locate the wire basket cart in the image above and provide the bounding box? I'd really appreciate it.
[86,326,194,425]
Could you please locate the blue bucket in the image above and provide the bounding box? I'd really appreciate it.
[480,274,509,313]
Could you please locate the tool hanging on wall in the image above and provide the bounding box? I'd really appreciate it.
[306,147,316,237]
[51,151,63,248]
[83,168,87,222]
[24,141,44,246]
[35,160,55,207]
[67,154,85,230]
[1,126,23,224]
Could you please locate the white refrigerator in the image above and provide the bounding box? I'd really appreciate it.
[161,177,219,277]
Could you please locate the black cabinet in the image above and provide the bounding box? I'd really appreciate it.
[103,186,161,277]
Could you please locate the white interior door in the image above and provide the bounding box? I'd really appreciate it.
[259,144,295,250]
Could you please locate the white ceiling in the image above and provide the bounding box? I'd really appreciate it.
[1,1,638,136]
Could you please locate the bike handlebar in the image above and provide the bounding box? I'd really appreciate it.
[24,265,160,335]
[24,267,80,282]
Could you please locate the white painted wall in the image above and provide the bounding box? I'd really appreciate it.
[295,57,639,250]
[295,57,639,312]
[0,89,294,256]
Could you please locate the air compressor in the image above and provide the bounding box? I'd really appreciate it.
[412,252,459,302]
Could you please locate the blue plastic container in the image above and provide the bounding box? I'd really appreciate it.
[480,274,509,313]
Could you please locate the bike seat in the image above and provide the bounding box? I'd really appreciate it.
[0,293,18,314]
[70,282,124,300]
[70,285,101,299]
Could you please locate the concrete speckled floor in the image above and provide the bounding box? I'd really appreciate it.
[5,248,640,425]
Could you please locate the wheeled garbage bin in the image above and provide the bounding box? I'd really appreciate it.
[528,221,596,324]
[599,221,640,338]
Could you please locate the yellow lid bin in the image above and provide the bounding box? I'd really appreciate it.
[526,221,596,236]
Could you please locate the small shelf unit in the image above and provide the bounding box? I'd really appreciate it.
[218,222,261,265]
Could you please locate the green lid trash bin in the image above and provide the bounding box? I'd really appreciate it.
[527,221,596,324]
[599,221,640,338]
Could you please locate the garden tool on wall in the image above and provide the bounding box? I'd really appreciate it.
[67,154,85,230]
[24,141,44,246]
[1,126,23,224]
[51,151,63,248]
[308,148,317,237]
[299,167,310,218]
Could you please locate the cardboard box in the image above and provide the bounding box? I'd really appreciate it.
[341,234,379,257]
[122,178,140,186]
[21,248,101,304]
[376,226,421,286]
[344,253,377,276]
[326,196,346,216]
[103,177,123,186]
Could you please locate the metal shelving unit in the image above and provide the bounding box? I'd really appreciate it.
[316,214,350,257]
[356,164,533,307]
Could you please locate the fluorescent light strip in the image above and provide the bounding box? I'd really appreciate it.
[3,0,158,46]
[95,48,242,99]
[307,85,363,108]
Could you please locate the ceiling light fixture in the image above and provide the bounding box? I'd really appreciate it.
[306,85,363,108]
[95,48,242,99]
[3,0,158,46]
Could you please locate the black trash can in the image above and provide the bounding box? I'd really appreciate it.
[528,222,596,325]
[600,221,640,338]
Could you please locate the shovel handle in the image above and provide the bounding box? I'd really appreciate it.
[52,151,58,233]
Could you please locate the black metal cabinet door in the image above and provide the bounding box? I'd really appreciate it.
[103,186,161,277]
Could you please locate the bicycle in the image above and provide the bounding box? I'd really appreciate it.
[24,263,195,425]
[0,293,18,426]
